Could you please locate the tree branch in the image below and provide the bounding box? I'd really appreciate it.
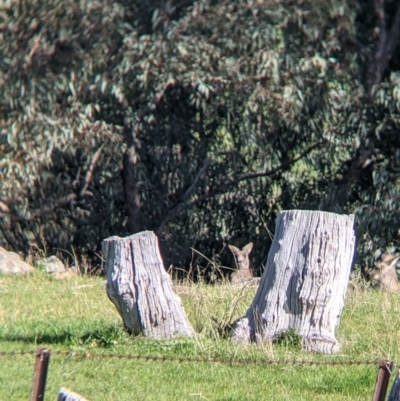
[79,144,104,197]
[0,146,104,222]
[343,35,370,59]
[0,193,78,221]
[156,142,323,234]
[179,157,212,203]
[157,157,212,233]
[334,149,372,207]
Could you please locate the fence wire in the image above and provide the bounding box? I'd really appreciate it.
[0,349,390,367]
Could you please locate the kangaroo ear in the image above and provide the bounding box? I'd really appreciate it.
[243,242,253,254]
[389,255,400,267]
[228,245,240,254]
[381,253,393,263]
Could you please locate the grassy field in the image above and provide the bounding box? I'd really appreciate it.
[0,271,399,400]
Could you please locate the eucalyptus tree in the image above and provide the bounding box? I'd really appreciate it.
[0,0,130,262]
[1,0,400,272]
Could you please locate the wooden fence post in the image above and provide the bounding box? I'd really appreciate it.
[372,360,394,401]
[29,348,51,401]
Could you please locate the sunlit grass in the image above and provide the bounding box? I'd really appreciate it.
[0,271,399,400]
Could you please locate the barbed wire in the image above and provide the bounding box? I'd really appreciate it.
[0,349,390,367]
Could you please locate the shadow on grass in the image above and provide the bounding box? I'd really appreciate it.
[0,323,126,348]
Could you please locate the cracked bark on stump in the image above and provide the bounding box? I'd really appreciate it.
[102,231,194,339]
[231,210,355,354]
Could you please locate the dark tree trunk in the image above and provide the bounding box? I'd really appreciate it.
[122,124,142,233]
[334,1,400,207]
[365,0,400,100]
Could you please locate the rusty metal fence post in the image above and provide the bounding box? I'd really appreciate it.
[372,360,394,401]
[30,348,51,401]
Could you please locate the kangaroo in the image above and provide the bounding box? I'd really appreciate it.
[369,254,400,292]
[228,242,254,284]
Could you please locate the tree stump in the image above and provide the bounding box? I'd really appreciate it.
[102,231,195,339]
[231,210,355,354]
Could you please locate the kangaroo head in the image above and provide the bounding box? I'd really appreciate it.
[228,242,253,271]
[370,254,400,292]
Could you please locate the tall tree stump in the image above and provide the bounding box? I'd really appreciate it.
[102,231,195,339]
[232,210,355,354]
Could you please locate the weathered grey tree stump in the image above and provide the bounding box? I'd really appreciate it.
[57,388,89,401]
[232,210,355,354]
[102,231,195,339]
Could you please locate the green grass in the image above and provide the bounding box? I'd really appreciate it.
[0,271,399,400]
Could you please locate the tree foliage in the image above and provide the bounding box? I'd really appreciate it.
[1,0,400,274]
